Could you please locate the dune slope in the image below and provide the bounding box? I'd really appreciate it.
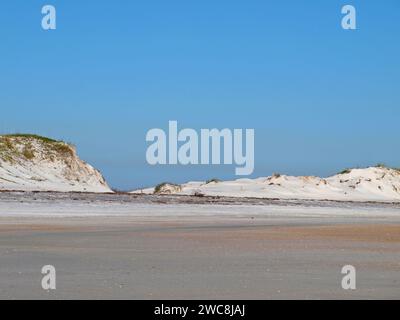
[0,135,111,192]
[134,167,400,202]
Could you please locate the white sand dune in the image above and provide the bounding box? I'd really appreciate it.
[0,135,112,193]
[133,167,400,202]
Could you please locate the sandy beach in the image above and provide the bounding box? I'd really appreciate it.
[0,192,399,299]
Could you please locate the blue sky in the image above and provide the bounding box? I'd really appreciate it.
[1,0,399,190]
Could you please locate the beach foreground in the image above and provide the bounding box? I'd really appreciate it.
[0,192,399,299]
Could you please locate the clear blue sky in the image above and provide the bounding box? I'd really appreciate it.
[1,0,399,190]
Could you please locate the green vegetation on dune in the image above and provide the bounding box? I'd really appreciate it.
[338,168,352,175]
[154,182,182,194]
[2,133,63,143]
[337,164,400,175]
[3,134,60,143]
[0,137,17,162]
[205,178,221,184]
[0,134,74,163]
[22,143,35,160]
[374,163,400,172]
